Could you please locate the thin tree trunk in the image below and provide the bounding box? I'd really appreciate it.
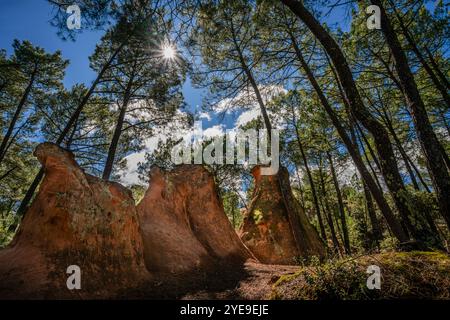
[382,110,421,191]
[15,168,44,218]
[355,123,382,174]
[424,46,450,90]
[102,87,131,180]
[0,165,17,182]
[327,151,351,254]
[290,104,327,241]
[440,111,450,138]
[0,70,36,163]
[230,16,311,253]
[292,113,327,240]
[372,0,450,230]
[229,19,272,134]
[286,32,409,243]
[294,164,305,208]
[408,155,432,193]
[391,4,450,107]
[282,0,415,243]
[16,42,126,217]
[363,181,382,249]
[66,118,79,149]
[318,158,341,255]
[439,143,450,171]
[359,133,384,192]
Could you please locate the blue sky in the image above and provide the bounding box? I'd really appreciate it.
[0,0,205,109]
[0,0,353,124]
[0,0,359,184]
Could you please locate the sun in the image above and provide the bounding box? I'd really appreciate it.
[162,43,176,60]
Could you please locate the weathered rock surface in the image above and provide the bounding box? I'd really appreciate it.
[0,143,148,298]
[240,166,326,265]
[137,165,254,274]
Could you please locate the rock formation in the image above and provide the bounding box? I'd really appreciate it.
[240,166,326,265]
[0,143,148,298]
[137,165,253,274]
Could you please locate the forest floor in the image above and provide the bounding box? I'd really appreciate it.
[131,251,450,300]
[180,262,300,300]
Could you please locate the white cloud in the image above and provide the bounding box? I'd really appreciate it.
[198,111,212,121]
[214,85,286,115]
[203,124,225,138]
[235,108,261,127]
[118,136,161,186]
[117,84,287,186]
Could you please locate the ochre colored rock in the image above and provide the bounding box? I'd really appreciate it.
[240,166,326,265]
[137,165,253,274]
[0,143,148,298]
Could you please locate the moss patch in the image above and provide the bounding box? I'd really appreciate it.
[271,251,450,300]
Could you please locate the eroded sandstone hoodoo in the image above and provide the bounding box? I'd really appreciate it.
[0,143,148,298]
[137,165,253,274]
[240,166,326,265]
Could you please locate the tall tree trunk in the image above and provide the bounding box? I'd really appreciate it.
[282,0,415,244]
[440,111,450,138]
[424,46,450,90]
[290,105,327,241]
[102,87,131,180]
[230,17,313,253]
[391,4,450,108]
[358,132,384,192]
[0,70,36,163]
[327,151,351,254]
[355,123,382,174]
[286,32,409,244]
[407,155,432,193]
[16,42,126,217]
[0,165,17,182]
[66,117,79,149]
[372,0,450,230]
[294,164,305,208]
[318,158,341,255]
[363,181,382,249]
[230,28,272,135]
[439,143,450,171]
[382,113,432,193]
[326,52,386,194]
[381,110,421,191]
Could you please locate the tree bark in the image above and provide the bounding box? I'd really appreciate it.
[294,164,305,208]
[363,181,382,249]
[281,0,414,243]
[0,165,17,182]
[355,123,382,174]
[358,131,384,192]
[327,151,351,254]
[424,46,450,90]
[229,14,313,253]
[372,0,450,230]
[16,43,126,217]
[0,69,36,163]
[391,4,450,107]
[381,109,421,191]
[102,83,132,180]
[230,20,272,135]
[318,157,341,255]
[289,105,327,240]
[286,32,409,243]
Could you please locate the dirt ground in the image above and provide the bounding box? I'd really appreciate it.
[124,261,301,300]
[181,262,300,300]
